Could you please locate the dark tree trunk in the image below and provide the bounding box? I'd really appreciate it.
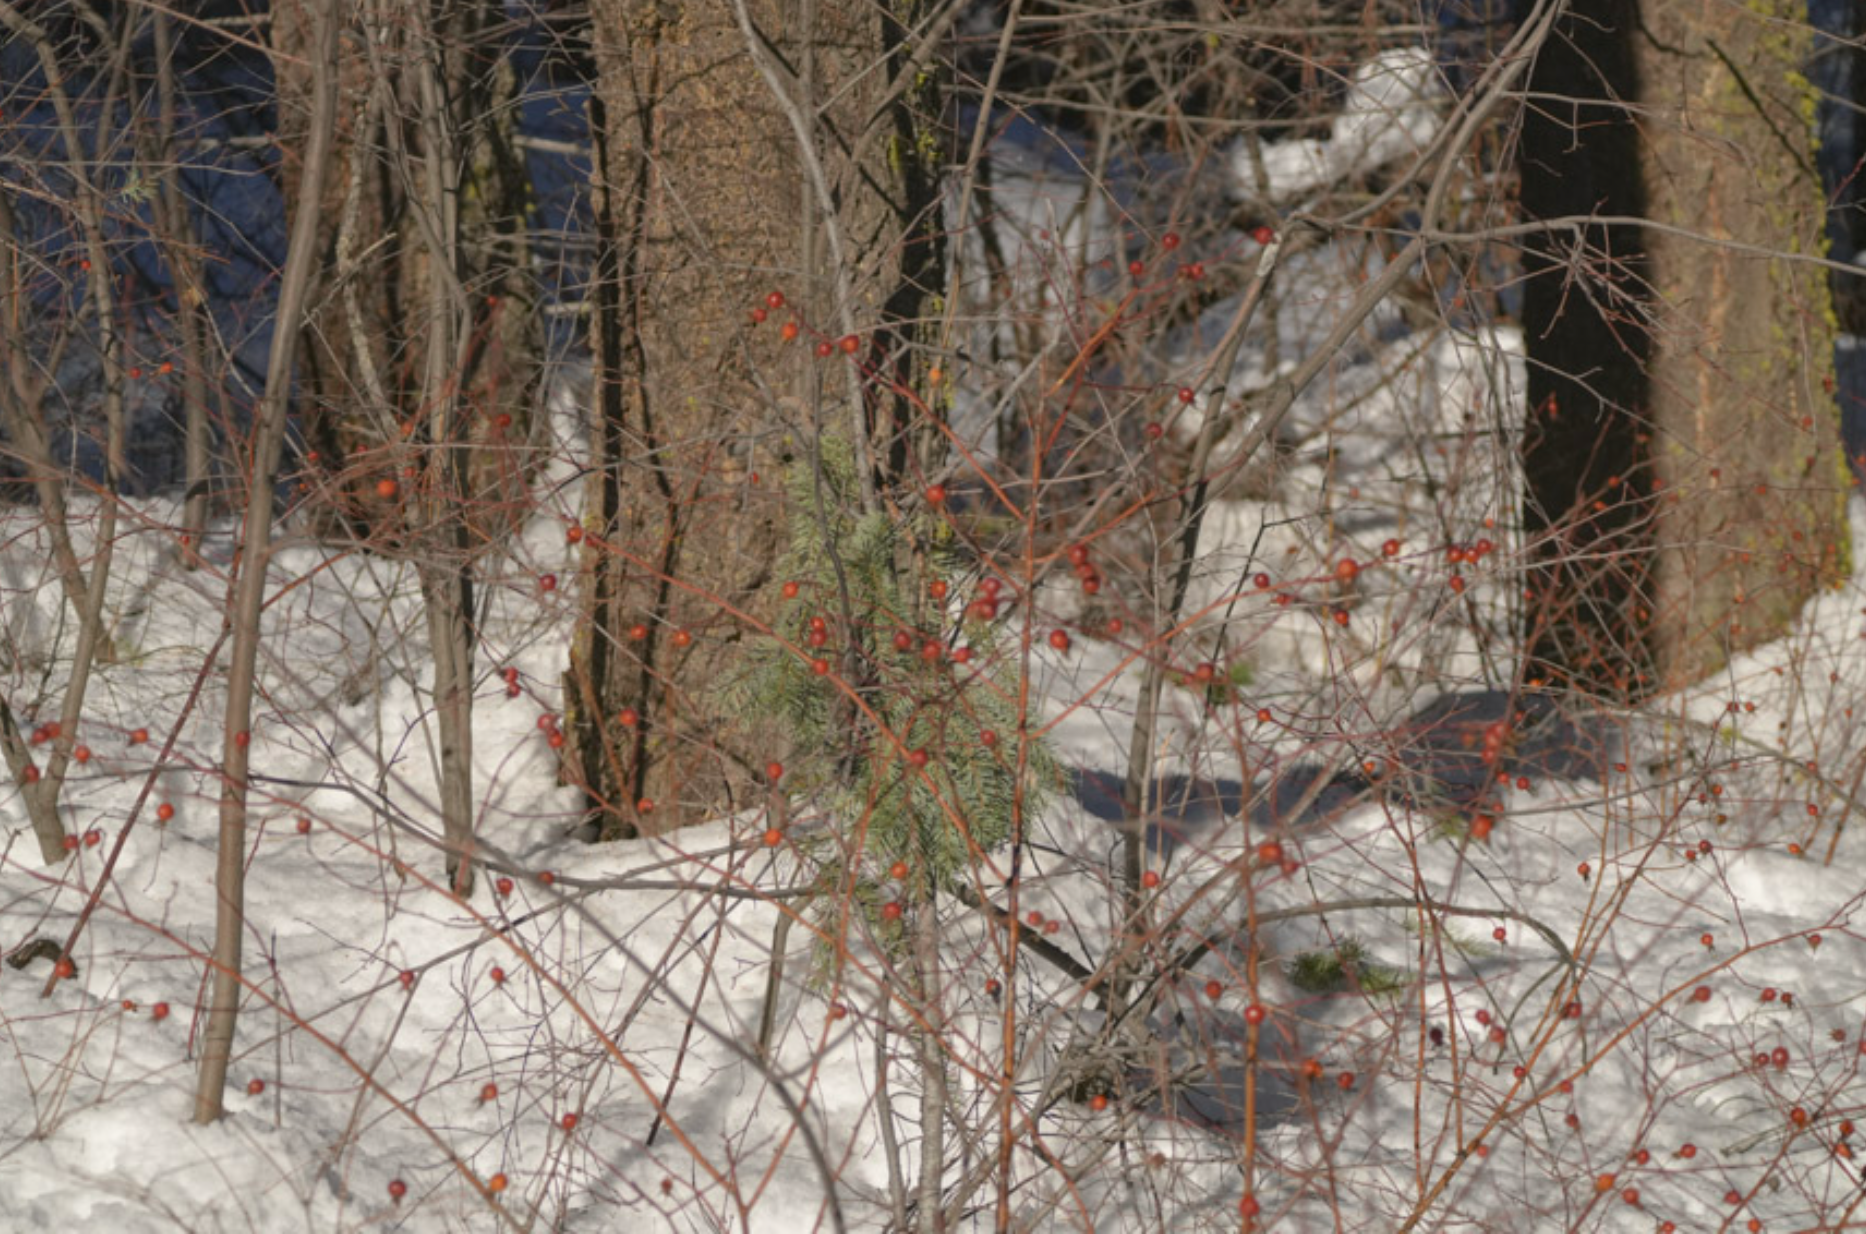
[1520,0,1847,697]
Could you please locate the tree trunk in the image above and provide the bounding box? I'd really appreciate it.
[575,0,947,836]
[1521,0,1847,696]
[272,0,537,893]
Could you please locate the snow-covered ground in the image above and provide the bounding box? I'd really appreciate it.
[9,46,1866,1234]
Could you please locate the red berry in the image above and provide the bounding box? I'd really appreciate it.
[489,966,506,983]
[1144,422,1163,440]
[889,861,909,880]
[561,1112,579,1131]
[72,744,90,763]
[671,629,692,648]
[1048,629,1071,653]
[388,1179,407,1201]
[629,623,648,641]
[815,341,833,358]
[1204,980,1223,999]
[1089,1093,1109,1112]
[54,957,74,979]
[766,761,784,781]
[907,748,930,769]
[880,901,903,921]
[538,871,555,886]
[1141,870,1161,888]
[1335,558,1359,583]
[1161,232,1180,250]
[1252,225,1275,245]
[1243,1003,1266,1025]
[152,1002,170,1021]
[376,478,399,500]
[1337,1071,1355,1089]
[83,829,100,848]
[156,803,175,822]
[566,525,583,544]
[926,484,947,505]
[636,798,654,814]
[1692,985,1711,1002]
[1381,538,1401,558]
[763,827,783,847]
[480,1082,499,1102]
[1177,386,1195,404]
[781,321,799,342]
[618,708,639,728]
[488,1172,509,1193]
[296,816,312,834]
[750,307,767,324]
[1256,840,1283,864]
[839,334,859,355]
[398,970,416,991]
[781,581,800,599]
[765,291,785,309]
[247,1078,265,1096]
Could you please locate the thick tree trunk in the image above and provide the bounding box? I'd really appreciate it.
[576,0,945,836]
[1635,0,1847,689]
[1521,0,1847,696]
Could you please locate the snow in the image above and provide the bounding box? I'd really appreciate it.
[1231,49,1448,206]
[6,45,1866,1234]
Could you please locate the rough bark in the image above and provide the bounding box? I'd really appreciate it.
[1635,0,1847,689]
[1520,0,1846,696]
[576,0,946,836]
